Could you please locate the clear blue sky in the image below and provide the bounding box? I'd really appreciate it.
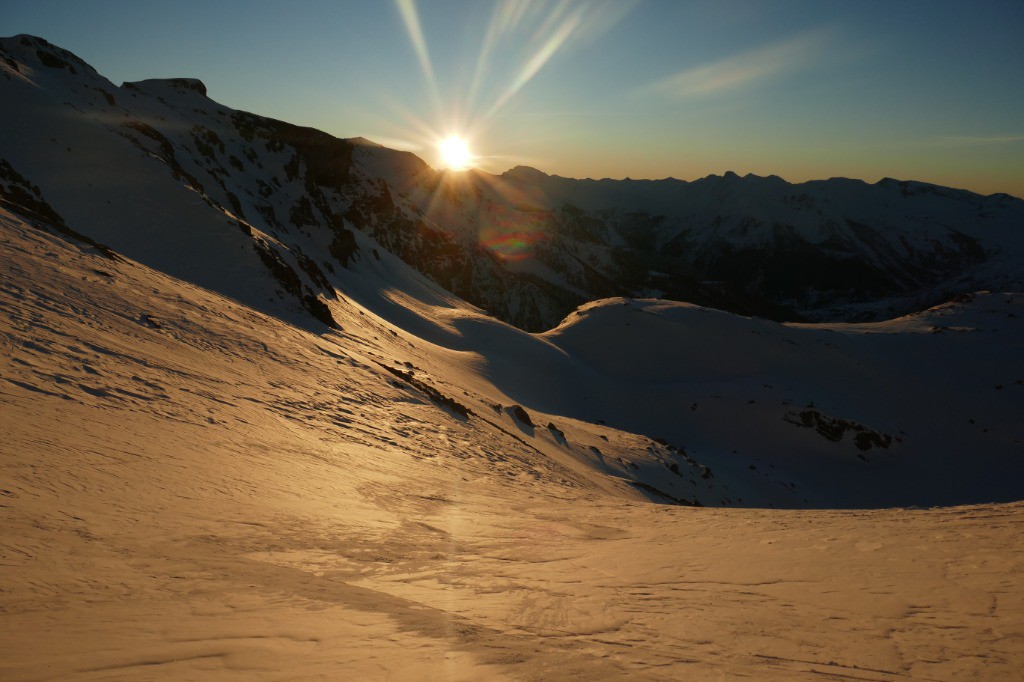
[5,0,1023,197]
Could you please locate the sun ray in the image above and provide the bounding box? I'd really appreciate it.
[386,1,638,178]
[481,5,583,123]
[394,0,443,118]
[467,0,536,115]
[475,1,638,125]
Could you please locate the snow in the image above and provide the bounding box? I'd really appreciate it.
[2,33,1024,680]
[4,198,1024,679]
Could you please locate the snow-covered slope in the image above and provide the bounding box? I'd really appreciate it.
[3,187,1024,680]
[0,35,359,332]
[4,171,1023,512]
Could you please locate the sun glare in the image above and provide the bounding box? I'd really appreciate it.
[439,136,473,170]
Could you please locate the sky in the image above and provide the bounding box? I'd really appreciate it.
[4,0,1024,197]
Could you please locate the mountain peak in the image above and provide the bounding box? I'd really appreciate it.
[1,34,96,76]
[122,78,208,98]
[347,136,384,147]
[502,165,550,181]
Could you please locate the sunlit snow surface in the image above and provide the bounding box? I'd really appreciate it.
[3,209,1024,680]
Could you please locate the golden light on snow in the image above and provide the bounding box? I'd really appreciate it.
[438,135,473,170]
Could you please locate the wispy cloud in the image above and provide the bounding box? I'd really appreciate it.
[937,134,1024,146]
[639,28,831,99]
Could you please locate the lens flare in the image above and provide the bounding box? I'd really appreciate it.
[479,213,547,262]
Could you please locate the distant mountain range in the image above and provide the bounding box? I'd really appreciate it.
[3,34,1021,333]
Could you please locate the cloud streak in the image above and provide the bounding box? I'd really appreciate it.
[639,28,831,99]
[937,134,1024,146]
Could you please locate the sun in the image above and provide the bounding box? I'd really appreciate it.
[438,135,473,170]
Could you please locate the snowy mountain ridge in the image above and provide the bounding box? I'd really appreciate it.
[4,34,1022,333]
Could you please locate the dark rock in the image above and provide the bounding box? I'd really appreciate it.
[510,405,534,427]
